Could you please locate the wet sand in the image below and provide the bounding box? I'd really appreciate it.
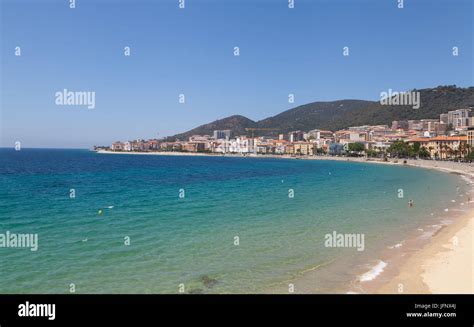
[375,210,473,294]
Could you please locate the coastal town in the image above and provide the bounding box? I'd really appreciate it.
[101,108,474,161]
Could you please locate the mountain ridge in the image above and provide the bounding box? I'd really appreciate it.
[167,86,474,140]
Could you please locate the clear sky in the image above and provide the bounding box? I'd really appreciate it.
[1,0,472,148]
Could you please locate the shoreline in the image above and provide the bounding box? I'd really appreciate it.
[97,150,474,294]
[375,209,473,294]
[95,149,474,175]
[96,149,474,181]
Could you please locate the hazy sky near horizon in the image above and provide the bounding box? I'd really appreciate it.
[1,0,472,148]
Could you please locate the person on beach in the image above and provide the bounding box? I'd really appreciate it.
[408,199,414,207]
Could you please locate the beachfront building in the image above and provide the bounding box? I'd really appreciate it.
[316,137,334,151]
[111,141,124,151]
[217,137,255,154]
[182,142,206,152]
[255,137,281,154]
[147,140,160,150]
[160,142,182,152]
[328,143,345,155]
[272,140,289,154]
[186,136,211,151]
[256,144,270,154]
[210,139,227,153]
[284,144,294,155]
[371,141,392,152]
[408,136,468,160]
[234,137,255,154]
[467,127,474,152]
[293,142,314,156]
[283,142,314,156]
[123,141,132,151]
[129,140,145,151]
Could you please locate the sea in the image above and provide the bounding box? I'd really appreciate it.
[0,149,470,293]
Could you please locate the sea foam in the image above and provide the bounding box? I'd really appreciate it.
[359,261,387,282]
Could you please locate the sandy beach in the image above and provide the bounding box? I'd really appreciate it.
[328,157,474,294]
[97,150,474,294]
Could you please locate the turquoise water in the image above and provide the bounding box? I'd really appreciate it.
[0,149,466,293]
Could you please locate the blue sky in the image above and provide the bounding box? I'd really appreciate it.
[1,0,472,148]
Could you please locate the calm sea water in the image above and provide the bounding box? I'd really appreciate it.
[0,149,467,293]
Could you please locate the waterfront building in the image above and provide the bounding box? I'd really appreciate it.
[111,142,124,151]
[328,143,345,155]
[467,127,474,151]
[408,136,468,159]
[293,142,314,156]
